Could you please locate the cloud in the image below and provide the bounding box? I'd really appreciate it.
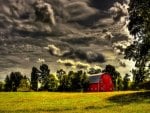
[44,44,62,56]
[57,59,74,67]
[76,62,90,69]
[118,59,126,67]
[37,58,45,63]
[66,49,105,63]
[57,59,90,69]
[45,44,105,63]
[109,2,128,23]
[33,0,56,25]
[71,49,105,63]
[57,59,104,70]
[113,40,131,55]
[64,1,97,21]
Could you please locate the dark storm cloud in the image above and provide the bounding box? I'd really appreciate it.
[74,49,105,63]
[61,36,94,45]
[90,0,118,10]
[112,33,128,42]
[45,44,105,63]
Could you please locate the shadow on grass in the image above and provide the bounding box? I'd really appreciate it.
[85,105,113,110]
[108,91,150,105]
[0,107,78,113]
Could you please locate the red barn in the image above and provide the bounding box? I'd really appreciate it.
[88,73,114,92]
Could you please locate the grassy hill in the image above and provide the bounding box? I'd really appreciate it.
[0,91,149,113]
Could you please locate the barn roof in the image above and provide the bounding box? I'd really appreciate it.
[88,74,101,83]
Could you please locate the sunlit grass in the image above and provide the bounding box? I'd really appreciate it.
[0,91,149,113]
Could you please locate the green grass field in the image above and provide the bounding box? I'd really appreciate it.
[0,91,150,113]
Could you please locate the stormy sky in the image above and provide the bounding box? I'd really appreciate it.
[0,0,134,80]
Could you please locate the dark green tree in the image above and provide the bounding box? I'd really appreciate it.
[0,81,4,91]
[58,74,71,91]
[31,67,40,91]
[116,76,123,91]
[71,70,89,92]
[125,0,150,85]
[57,69,71,91]
[39,64,50,90]
[71,70,82,91]
[4,72,24,91]
[56,69,66,80]
[123,74,131,90]
[4,75,11,91]
[88,67,101,74]
[45,74,58,91]
[57,70,89,92]
[31,64,50,91]
[17,76,30,92]
[81,72,89,91]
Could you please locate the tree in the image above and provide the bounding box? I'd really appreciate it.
[116,76,123,91]
[57,69,71,91]
[4,75,11,91]
[103,65,121,90]
[88,67,101,74]
[125,0,150,85]
[71,70,89,92]
[45,74,59,91]
[81,72,89,91]
[57,70,89,92]
[4,72,24,91]
[123,74,131,90]
[31,64,50,91]
[0,81,4,91]
[31,67,40,91]
[17,76,30,92]
[39,64,50,90]
[71,70,82,91]
[56,69,66,80]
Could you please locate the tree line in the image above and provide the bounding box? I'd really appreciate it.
[0,64,149,92]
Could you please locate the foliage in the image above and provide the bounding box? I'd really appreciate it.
[139,81,150,90]
[57,69,70,91]
[125,0,150,85]
[0,81,4,91]
[58,73,72,91]
[70,70,89,92]
[88,67,101,74]
[45,74,59,91]
[123,74,131,90]
[4,72,24,91]
[57,70,89,92]
[31,67,40,91]
[116,76,123,91]
[39,64,50,90]
[17,76,30,92]
[31,64,50,91]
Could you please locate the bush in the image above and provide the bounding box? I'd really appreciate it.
[0,81,4,91]
[139,81,150,90]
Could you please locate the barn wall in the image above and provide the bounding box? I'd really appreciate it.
[88,73,114,92]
